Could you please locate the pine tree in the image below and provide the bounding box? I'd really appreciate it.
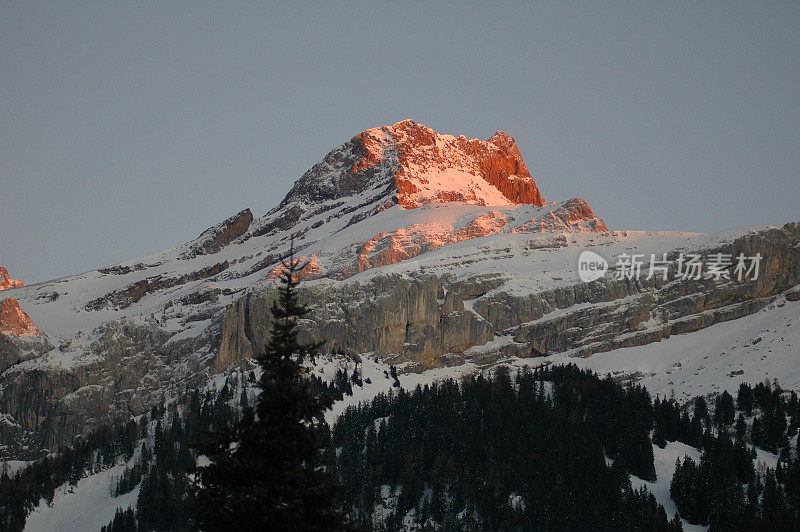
[714,391,735,427]
[191,242,346,530]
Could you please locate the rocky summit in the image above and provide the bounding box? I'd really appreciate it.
[0,121,798,461]
[279,120,546,214]
[0,267,25,291]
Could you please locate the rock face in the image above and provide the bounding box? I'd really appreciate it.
[215,222,800,371]
[0,298,39,337]
[278,120,545,214]
[0,297,50,379]
[352,121,546,208]
[2,224,798,459]
[186,208,253,256]
[266,255,323,281]
[355,211,508,274]
[0,267,25,291]
[513,199,608,233]
[329,202,607,279]
[87,261,230,310]
[216,274,497,370]
[238,121,605,279]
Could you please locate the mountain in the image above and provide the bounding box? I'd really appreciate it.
[0,120,798,465]
[279,119,545,212]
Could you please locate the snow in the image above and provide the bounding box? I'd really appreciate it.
[631,441,703,531]
[628,440,780,532]
[1,459,31,476]
[402,166,515,208]
[6,167,773,379]
[18,304,797,530]
[541,295,800,402]
[24,462,139,532]
[317,355,482,426]
[754,448,779,471]
[4,198,793,530]
[508,492,526,511]
[372,484,401,529]
[357,121,523,209]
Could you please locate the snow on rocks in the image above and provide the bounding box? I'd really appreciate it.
[0,267,25,291]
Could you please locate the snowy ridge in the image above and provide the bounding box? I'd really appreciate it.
[3,209,784,376]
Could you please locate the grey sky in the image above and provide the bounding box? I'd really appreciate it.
[2,2,798,284]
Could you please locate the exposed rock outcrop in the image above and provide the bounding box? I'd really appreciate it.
[332,201,606,278]
[216,222,800,371]
[215,274,497,371]
[512,199,608,233]
[275,120,546,226]
[242,121,603,279]
[2,219,797,459]
[354,120,545,208]
[266,255,323,281]
[187,208,253,256]
[0,297,50,377]
[0,298,39,337]
[86,261,230,310]
[355,211,508,274]
[0,267,25,291]
[0,115,794,469]
[0,319,215,457]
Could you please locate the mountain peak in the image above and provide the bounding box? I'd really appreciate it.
[0,267,25,291]
[354,120,545,209]
[277,121,545,214]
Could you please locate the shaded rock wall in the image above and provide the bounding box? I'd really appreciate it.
[2,222,797,458]
[217,222,800,370]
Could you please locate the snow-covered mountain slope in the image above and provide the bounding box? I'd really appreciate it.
[547,291,800,402]
[18,320,796,532]
[24,460,140,532]
[0,121,607,379]
[0,120,797,461]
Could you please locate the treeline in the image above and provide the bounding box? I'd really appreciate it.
[5,364,800,531]
[118,374,256,531]
[665,381,800,530]
[652,381,799,453]
[307,351,399,403]
[330,364,679,530]
[0,371,254,531]
[0,419,139,530]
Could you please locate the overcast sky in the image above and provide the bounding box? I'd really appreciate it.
[2,2,798,284]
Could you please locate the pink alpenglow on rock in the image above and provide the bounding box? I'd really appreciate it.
[0,297,40,337]
[0,267,25,291]
[351,120,546,209]
[267,254,323,282]
[511,199,609,234]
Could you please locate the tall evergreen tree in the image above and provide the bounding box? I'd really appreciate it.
[191,242,346,530]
